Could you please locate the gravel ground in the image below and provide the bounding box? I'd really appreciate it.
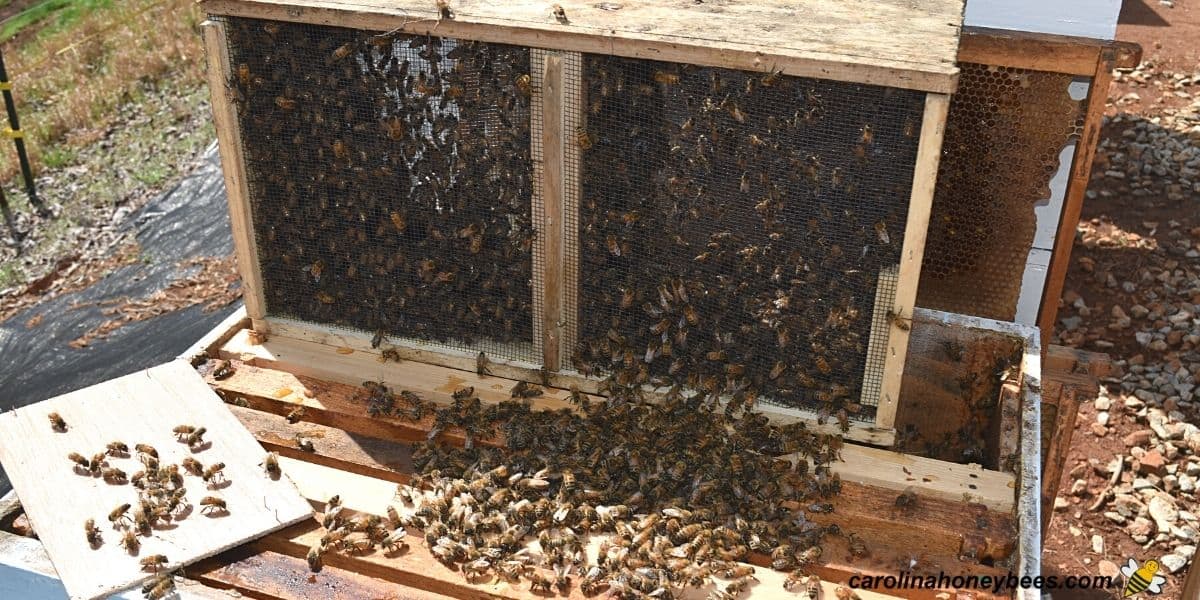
[1043,3,1200,595]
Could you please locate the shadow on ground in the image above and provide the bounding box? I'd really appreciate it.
[0,144,237,494]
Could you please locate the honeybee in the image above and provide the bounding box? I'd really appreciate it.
[48,412,67,431]
[552,4,568,23]
[380,348,401,363]
[140,554,168,572]
[805,574,822,599]
[307,542,324,572]
[135,443,158,459]
[476,351,490,376]
[528,570,554,592]
[515,74,532,97]
[143,574,175,600]
[286,405,306,423]
[296,436,316,453]
[888,309,911,332]
[186,427,208,448]
[202,462,226,483]
[653,70,680,85]
[102,467,127,483]
[200,496,227,514]
[212,359,235,380]
[761,68,783,86]
[84,518,102,547]
[874,220,890,245]
[262,452,281,478]
[173,425,196,439]
[88,453,106,476]
[382,528,409,553]
[120,529,140,554]
[182,457,204,476]
[109,503,132,526]
[274,96,296,110]
[67,452,89,471]
[834,585,862,600]
[106,441,128,456]
[576,127,594,150]
[437,0,454,20]
[331,42,354,62]
[847,533,868,558]
[895,487,918,511]
[725,576,754,596]
[721,564,756,579]
[510,380,543,399]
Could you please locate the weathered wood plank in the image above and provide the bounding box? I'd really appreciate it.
[198,0,963,93]
[202,21,268,331]
[877,93,952,431]
[0,361,313,600]
[959,26,1140,74]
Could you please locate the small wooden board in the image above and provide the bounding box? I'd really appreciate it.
[0,360,313,600]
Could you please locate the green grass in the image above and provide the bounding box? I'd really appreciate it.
[0,261,21,288]
[0,0,113,43]
[40,145,73,168]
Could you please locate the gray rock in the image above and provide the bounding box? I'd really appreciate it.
[1150,495,1181,531]
[1161,553,1187,574]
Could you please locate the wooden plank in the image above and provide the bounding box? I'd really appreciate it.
[193,545,455,600]
[228,403,414,483]
[1041,385,1080,534]
[540,53,565,371]
[959,26,1141,74]
[223,401,1016,564]
[260,318,898,446]
[179,306,249,365]
[202,21,268,332]
[1037,54,1116,340]
[876,93,951,431]
[993,381,1022,475]
[1044,344,1113,378]
[0,530,239,600]
[561,51,582,373]
[199,0,963,94]
[205,350,1016,513]
[1183,552,1200,600]
[270,457,980,600]
[0,361,313,600]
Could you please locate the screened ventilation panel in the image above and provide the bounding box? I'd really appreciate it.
[224,18,537,362]
[572,55,926,416]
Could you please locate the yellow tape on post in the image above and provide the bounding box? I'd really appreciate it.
[0,81,11,91]
[2,127,23,139]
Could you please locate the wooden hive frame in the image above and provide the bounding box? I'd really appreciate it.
[200,0,964,445]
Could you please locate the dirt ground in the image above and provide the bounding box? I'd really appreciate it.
[1042,1,1200,598]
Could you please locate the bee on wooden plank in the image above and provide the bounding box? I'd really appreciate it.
[212,359,235,380]
[143,573,176,600]
[182,457,204,477]
[286,405,306,423]
[120,530,140,555]
[202,462,226,484]
[84,518,102,547]
[199,496,227,515]
[48,412,67,432]
[296,436,315,453]
[106,441,129,457]
[140,554,168,572]
[262,452,281,478]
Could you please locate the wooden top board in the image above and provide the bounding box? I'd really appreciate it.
[0,360,314,600]
[199,0,965,93]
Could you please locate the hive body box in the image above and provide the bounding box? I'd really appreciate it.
[199,0,964,444]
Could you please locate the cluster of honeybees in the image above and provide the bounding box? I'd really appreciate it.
[349,379,855,598]
[574,55,926,420]
[227,18,535,350]
[50,411,281,599]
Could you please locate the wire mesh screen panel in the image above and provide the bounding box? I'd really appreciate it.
[918,64,1087,321]
[224,18,537,362]
[573,55,926,418]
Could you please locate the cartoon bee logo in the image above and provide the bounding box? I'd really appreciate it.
[1121,558,1166,597]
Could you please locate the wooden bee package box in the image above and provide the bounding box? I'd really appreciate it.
[199,0,964,446]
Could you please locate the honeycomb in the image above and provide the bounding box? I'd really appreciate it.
[918,63,1086,321]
